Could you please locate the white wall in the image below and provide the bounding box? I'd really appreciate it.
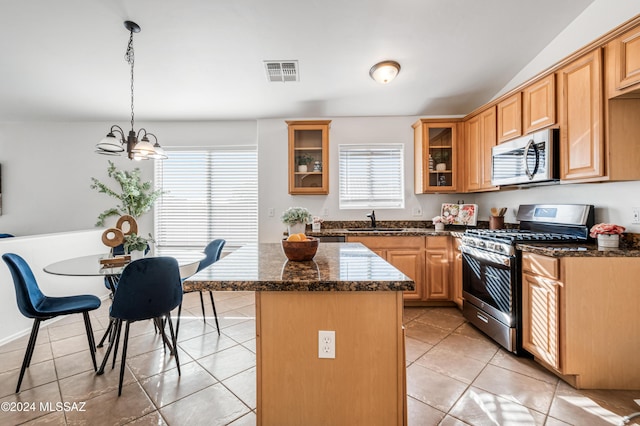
[495,0,640,98]
[257,116,475,242]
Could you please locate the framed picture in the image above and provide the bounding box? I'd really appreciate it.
[441,203,478,226]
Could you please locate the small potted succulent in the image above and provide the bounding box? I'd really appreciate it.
[296,154,314,172]
[432,215,454,231]
[281,207,313,235]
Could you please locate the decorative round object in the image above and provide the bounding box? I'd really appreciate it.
[298,165,308,173]
[313,161,322,172]
[281,237,319,261]
[597,234,619,249]
[116,215,138,236]
[102,228,125,247]
[436,163,447,171]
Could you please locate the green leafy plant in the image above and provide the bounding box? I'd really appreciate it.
[281,207,313,225]
[296,154,314,166]
[90,161,164,227]
[124,232,155,253]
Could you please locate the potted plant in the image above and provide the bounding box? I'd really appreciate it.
[296,154,314,172]
[590,223,625,249]
[91,161,164,254]
[123,232,155,259]
[432,150,450,171]
[281,207,313,235]
[432,215,454,231]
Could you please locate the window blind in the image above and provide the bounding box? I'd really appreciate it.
[338,144,405,209]
[154,148,258,251]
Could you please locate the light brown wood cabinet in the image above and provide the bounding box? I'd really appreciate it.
[413,119,461,193]
[451,237,463,309]
[497,93,522,143]
[464,107,498,192]
[523,74,556,134]
[287,120,330,194]
[346,235,455,305]
[607,24,640,97]
[558,50,604,181]
[521,252,640,390]
[346,236,425,301]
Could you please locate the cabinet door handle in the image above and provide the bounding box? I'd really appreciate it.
[476,312,489,323]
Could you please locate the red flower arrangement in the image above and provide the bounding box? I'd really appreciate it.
[432,215,455,225]
[589,223,625,238]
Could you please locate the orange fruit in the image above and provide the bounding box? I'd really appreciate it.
[297,233,307,241]
[287,234,303,241]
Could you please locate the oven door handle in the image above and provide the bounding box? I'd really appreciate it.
[461,245,512,267]
[523,138,540,180]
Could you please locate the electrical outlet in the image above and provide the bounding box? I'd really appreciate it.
[633,207,640,224]
[268,208,275,217]
[318,330,335,359]
[412,207,422,216]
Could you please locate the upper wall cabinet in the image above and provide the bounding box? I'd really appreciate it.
[523,74,556,134]
[497,93,522,143]
[497,74,556,144]
[464,107,498,192]
[413,120,461,193]
[558,50,604,181]
[287,120,331,195]
[607,24,640,98]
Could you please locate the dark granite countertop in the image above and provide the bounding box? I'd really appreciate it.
[517,243,640,257]
[307,228,452,237]
[183,242,415,292]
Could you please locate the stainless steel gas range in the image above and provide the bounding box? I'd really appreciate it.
[460,204,594,354]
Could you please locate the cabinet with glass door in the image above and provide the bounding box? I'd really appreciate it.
[287,120,331,195]
[413,119,460,193]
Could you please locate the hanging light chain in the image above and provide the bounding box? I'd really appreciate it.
[125,30,135,130]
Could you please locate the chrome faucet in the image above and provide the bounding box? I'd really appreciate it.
[366,210,376,228]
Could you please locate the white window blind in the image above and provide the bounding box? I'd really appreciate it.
[339,144,405,209]
[154,148,258,251]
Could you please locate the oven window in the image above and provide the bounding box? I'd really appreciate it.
[462,252,513,316]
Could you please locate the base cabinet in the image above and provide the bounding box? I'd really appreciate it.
[521,252,640,389]
[451,237,463,309]
[347,235,454,305]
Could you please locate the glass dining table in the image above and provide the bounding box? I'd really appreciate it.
[43,250,204,374]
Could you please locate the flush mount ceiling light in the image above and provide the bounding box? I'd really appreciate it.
[369,60,401,84]
[96,21,166,161]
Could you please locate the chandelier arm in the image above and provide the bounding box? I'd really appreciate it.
[109,125,127,142]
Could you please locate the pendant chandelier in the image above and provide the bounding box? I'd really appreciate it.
[96,21,166,160]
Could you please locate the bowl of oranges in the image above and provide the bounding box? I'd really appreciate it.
[281,233,319,261]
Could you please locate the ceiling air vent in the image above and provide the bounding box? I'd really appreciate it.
[264,60,299,82]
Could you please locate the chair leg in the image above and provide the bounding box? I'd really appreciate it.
[97,319,114,348]
[82,312,98,371]
[16,319,42,393]
[175,303,182,341]
[112,319,123,370]
[166,312,181,376]
[209,291,220,335]
[118,321,131,396]
[97,319,119,375]
[199,291,206,322]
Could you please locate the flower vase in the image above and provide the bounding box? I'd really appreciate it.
[597,234,619,250]
[288,222,306,236]
[129,250,146,261]
[435,223,445,232]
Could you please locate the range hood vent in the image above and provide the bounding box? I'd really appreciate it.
[264,61,299,82]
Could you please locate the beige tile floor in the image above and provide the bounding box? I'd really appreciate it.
[0,292,638,426]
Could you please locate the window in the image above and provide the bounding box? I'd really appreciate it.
[154,147,258,252]
[339,144,405,209]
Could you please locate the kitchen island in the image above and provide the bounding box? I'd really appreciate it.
[184,242,414,426]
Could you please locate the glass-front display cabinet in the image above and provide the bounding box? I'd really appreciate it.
[287,120,331,194]
[413,119,460,193]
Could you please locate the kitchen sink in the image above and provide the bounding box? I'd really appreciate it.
[346,228,404,232]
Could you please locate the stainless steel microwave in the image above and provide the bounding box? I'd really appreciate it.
[491,129,559,186]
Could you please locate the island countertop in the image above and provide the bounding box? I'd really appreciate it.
[182,242,415,292]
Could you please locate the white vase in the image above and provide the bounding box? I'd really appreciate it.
[435,223,445,231]
[129,250,146,261]
[298,165,308,173]
[288,222,306,235]
[597,234,619,249]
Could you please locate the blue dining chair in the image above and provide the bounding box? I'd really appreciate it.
[176,239,225,338]
[100,257,183,396]
[0,233,14,238]
[2,253,101,393]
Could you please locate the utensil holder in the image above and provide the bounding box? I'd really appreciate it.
[489,216,504,230]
